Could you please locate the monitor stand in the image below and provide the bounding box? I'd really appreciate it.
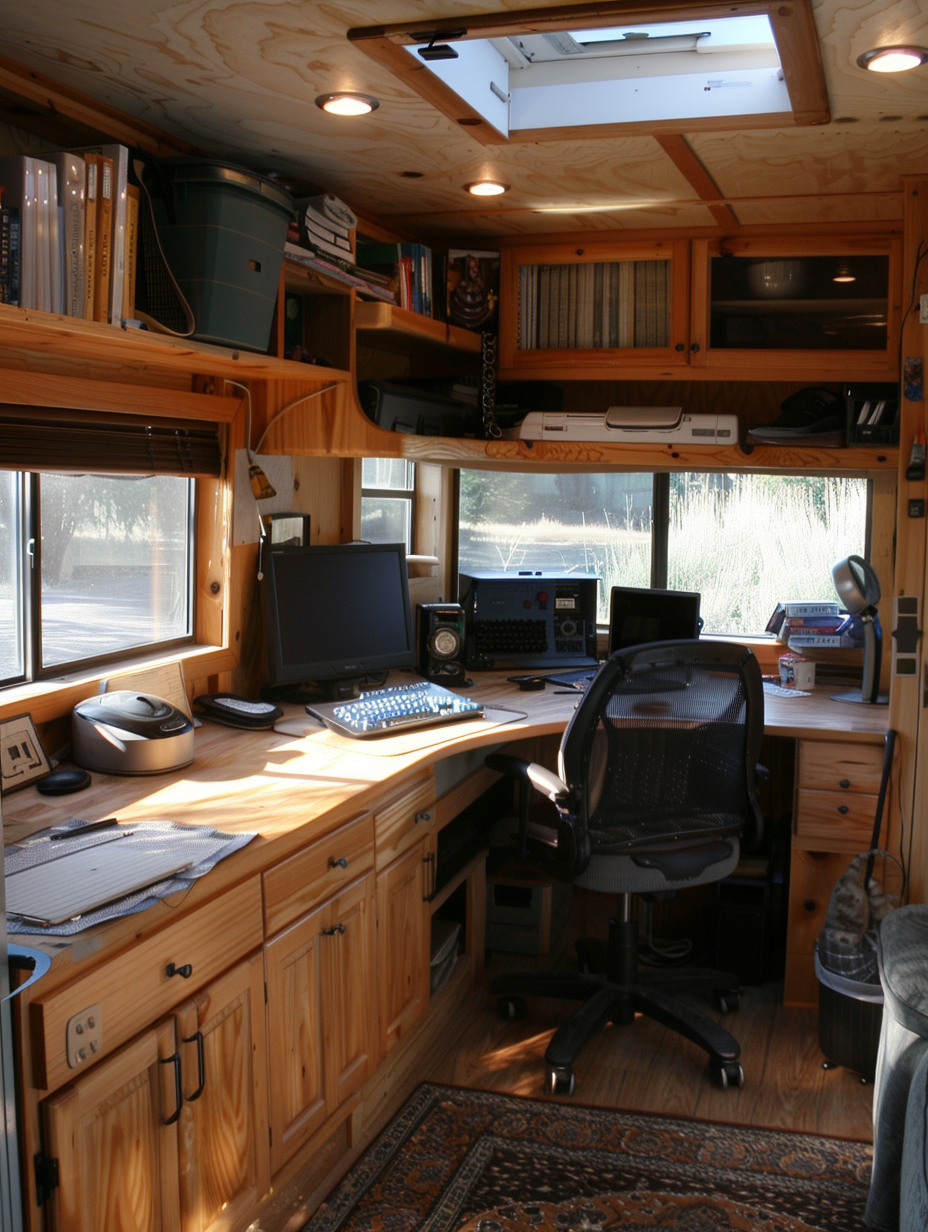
[262,677,366,705]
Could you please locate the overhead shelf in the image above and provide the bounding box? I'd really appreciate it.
[355,302,482,354]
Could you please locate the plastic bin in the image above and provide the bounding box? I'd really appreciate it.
[815,945,883,1081]
[151,159,294,351]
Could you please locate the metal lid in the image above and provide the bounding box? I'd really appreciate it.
[164,158,294,212]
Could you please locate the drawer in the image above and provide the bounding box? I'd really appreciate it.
[798,740,885,794]
[374,772,436,871]
[30,877,263,1093]
[263,812,375,936]
[795,788,879,850]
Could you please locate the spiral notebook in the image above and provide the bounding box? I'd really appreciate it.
[5,843,196,925]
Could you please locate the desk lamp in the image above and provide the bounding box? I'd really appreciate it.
[831,555,888,704]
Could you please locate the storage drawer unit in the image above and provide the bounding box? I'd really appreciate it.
[374,771,436,871]
[263,811,374,936]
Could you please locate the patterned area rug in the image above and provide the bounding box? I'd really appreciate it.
[305,1083,872,1232]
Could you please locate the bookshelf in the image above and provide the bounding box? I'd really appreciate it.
[355,302,482,354]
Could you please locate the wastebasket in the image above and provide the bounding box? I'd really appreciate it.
[815,945,883,1081]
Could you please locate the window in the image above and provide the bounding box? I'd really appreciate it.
[360,459,415,551]
[457,469,868,634]
[2,472,195,687]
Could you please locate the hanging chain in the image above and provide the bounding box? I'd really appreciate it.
[480,331,502,439]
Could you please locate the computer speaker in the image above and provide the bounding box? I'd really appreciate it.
[417,603,469,687]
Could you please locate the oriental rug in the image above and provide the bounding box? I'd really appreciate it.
[304,1083,872,1232]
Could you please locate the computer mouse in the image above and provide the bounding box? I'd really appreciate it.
[513,676,546,691]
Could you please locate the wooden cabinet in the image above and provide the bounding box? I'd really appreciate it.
[784,738,890,1006]
[376,840,433,1056]
[497,235,901,387]
[264,873,377,1176]
[41,952,269,1232]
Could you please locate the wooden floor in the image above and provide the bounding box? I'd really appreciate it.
[421,908,875,1143]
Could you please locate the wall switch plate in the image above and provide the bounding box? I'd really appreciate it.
[66,1004,103,1069]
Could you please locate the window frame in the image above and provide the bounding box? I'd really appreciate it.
[360,459,417,553]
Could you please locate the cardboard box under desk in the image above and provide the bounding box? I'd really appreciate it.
[486,860,571,955]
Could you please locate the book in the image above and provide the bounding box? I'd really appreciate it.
[70,144,129,322]
[781,600,841,618]
[0,205,20,305]
[82,153,99,319]
[92,153,114,323]
[53,151,85,317]
[0,156,38,308]
[122,183,139,319]
[447,249,499,332]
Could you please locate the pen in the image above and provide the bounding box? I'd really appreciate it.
[50,817,120,841]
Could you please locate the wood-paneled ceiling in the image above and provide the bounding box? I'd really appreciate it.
[0,0,926,241]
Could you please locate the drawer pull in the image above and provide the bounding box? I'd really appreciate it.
[322,923,346,937]
[160,1052,182,1125]
[329,856,349,869]
[804,900,817,913]
[415,811,432,825]
[837,805,850,815]
[166,962,193,980]
[839,779,851,789]
[183,1031,206,1102]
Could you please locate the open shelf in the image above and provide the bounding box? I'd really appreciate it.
[356,301,482,355]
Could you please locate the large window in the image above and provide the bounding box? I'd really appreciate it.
[2,472,195,687]
[457,470,868,634]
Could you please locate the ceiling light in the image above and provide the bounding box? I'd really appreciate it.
[857,46,928,73]
[833,263,856,283]
[315,93,379,116]
[465,180,509,196]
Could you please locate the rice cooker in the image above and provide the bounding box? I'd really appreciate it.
[72,691,195,775]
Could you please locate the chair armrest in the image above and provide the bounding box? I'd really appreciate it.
[485,752,569,803]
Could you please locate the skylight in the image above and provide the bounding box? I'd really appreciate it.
[408,16,787,138]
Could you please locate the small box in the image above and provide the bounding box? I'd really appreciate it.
[486,864,571,955]
[846,383,899,447]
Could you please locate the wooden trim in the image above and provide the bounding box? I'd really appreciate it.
[654,135,740,230]
[0,370,243,422]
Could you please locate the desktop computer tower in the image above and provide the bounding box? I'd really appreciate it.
[458,571,599,671]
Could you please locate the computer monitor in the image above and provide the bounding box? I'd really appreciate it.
[608,586,702,655]
[262,542,416,698]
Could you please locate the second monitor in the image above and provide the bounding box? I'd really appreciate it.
[608,586,702,655]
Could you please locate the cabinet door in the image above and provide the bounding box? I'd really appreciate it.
[264,874,376,1176]
[174,952,270,1232]
[42,1020,181,1232]
[376,840,431,1056]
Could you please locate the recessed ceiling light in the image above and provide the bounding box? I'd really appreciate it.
[315,93,380,116]
[833,264,856,283]
[464,180,509,196]
[857,46,928,73]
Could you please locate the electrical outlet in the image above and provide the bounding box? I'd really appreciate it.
[920,293,928,325]
[66,1004,103,1069]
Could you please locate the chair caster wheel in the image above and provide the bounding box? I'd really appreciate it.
[546,1065,575,1096]
[710,1060,744,1089]
[498,996,528,1021]
[716,990,740,1014]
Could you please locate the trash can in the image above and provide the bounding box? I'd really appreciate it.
[815,944,883,1081]
[147,159,294,351]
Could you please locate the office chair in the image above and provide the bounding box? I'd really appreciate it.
[488,639,765,1095]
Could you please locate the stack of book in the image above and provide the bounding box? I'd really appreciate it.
[766,600,858,649]
[0,145,139,323]
[283,193,396,304]
[356,239,434,316]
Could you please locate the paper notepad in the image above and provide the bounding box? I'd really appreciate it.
[5,844,195,925]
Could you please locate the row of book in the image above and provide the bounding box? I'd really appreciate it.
[765,600,863,649]
[517,259,669,352]
[0,146,138,323]
[356,240,436,316]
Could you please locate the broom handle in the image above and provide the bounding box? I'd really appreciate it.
[864,728,897,886]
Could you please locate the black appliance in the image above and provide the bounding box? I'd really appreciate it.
[458,571,598,670]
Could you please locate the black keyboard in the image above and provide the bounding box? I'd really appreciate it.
[306,680,484,739]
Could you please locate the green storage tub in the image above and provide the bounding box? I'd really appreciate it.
[153,160,294,351]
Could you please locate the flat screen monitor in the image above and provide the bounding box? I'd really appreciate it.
[608,586,702,656]
[262,542,416,696]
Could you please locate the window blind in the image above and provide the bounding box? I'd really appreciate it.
[0,407,223,477]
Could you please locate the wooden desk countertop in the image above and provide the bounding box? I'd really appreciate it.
[2,673,888,972]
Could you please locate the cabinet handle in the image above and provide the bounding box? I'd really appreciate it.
[159,1052,182,1125]
[423,851,436,901]
[183,1031,206,1102]
[690,342,701,353]
[675,342,685,352]
[837,805,849,815]
[803,900,817,913]
[166,962,193,980]
[839,779,851,789]
[322,923,346,936]
[329,856,349,869]
[415,811,432,825]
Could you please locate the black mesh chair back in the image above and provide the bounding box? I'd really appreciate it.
[558,639,764,869]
